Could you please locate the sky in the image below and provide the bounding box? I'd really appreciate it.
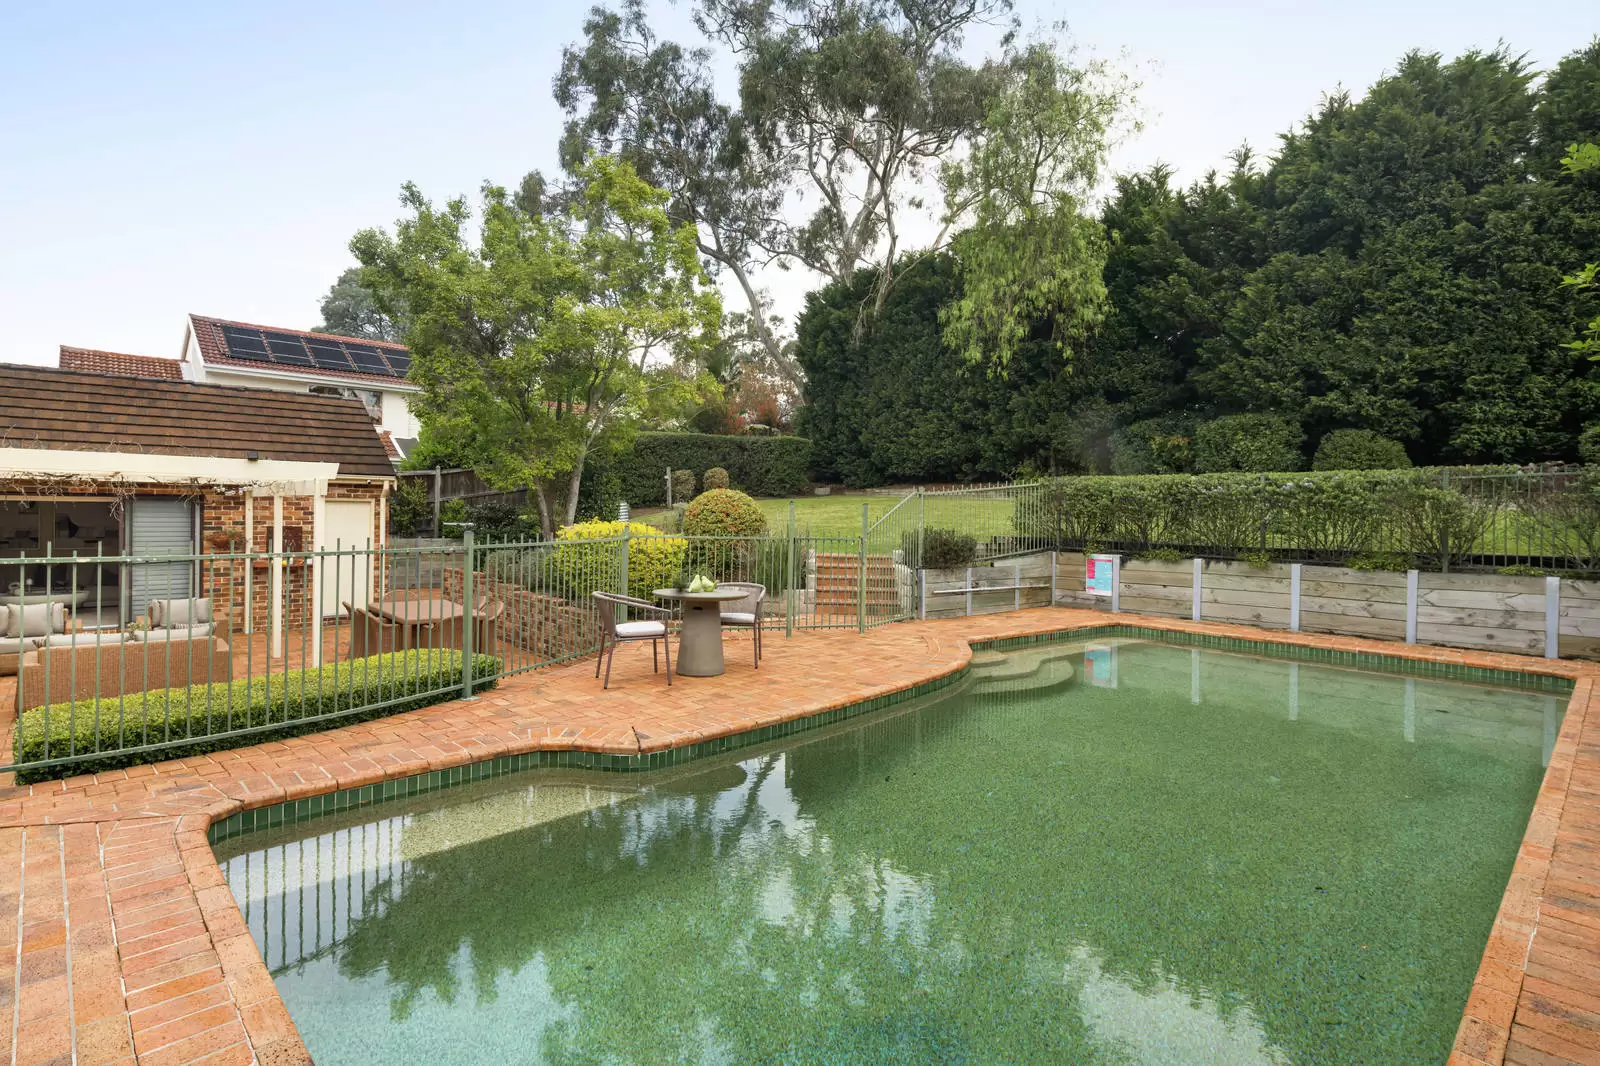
[0,1,1595,367]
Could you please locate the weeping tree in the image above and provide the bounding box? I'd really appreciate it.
[353,157,720,536]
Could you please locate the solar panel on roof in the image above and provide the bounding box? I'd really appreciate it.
[382,349,412,375]
[266,338,312,365]
[219,325,269,359]
[306,343,355,371]
[344,344,392,375]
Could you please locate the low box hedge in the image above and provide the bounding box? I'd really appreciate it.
[13,649,501,783]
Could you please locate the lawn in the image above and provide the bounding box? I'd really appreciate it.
[637,493,1023,539]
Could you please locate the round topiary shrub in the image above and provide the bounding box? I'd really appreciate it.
[670,469,695,503]
[702,466,730,491]
[1193,414,1304,473]
[1580,423,1600,466]
[682,489,768,537]
[1312,429,1412,471]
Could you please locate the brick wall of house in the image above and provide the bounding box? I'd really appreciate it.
[6,478,389,636]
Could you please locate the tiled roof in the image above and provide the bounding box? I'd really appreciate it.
[58,346,183,380]
[0,364,396,479]
[378,430,402,460]
[189,314,415,387]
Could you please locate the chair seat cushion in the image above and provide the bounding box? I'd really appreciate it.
[0,636,27,655]
[721,612,758,625]
[615,621,666,638]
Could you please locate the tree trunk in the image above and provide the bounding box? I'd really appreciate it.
[532,483,559,540]
[561,454,587,527]
[725,258,805,391]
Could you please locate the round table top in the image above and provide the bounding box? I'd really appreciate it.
[653,587,750,602]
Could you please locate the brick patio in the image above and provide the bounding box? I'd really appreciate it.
[0,607,1596,1065]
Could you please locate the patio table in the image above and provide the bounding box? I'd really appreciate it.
[653,588,749,677]
[371,598,468,649]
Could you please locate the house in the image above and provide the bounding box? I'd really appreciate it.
[174,314,420,460]
[58,346,183,380]
[0,364,396,637]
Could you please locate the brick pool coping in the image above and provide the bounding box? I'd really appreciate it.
[0,606,1595,1065]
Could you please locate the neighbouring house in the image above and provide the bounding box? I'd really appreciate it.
[58,346,183,380]
[177,314,420,460]
[0,364,396,635]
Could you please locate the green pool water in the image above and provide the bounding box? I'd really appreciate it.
[215,639,1564,1065]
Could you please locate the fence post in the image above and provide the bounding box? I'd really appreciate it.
[1546,575,1561,660]
[432,466,442,538]
[1192,557,1202,622]
[858,502,869,633]
[786,500,796,638]
[1111,554,1122,614]
[1405,569,1419,644]
[1289,563,1302,633]
[619,522,631,600]
[461,529,476,698]
[917,489,925,572]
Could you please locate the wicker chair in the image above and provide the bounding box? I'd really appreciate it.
[347,602,409,658]
[716,582,766,667]
[591,592,674,689]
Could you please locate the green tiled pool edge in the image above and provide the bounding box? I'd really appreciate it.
[208,623,1573,847]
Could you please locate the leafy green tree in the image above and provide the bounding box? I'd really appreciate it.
[353,157,720,536]
[312,267,409,341]
[1192,414,1303,472]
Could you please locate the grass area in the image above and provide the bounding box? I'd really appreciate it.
[637,493,1022,539]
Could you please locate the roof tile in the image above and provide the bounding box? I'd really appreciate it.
[58,346,183,380]
[0,364,396,479]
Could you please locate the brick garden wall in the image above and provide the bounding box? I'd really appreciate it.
[442,566,596,662]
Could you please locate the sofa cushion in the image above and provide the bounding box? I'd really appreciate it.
[148,598,212,628]
[3,602,65,639]
[0,636,28,655]
[132,623,215,642]
[32,632,128,649]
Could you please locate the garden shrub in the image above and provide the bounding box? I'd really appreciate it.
[670,469,696,504]
[1193,414,1304,473]
[1391,484,1494,572]
[1581,423,1600,466]
[604,433,812,505]
[14,649,501,783]
[682,489,769,537]
[1348,552,1412,572]
[1312,429,1412,471]
[548,519,686,600]
[1138,548,1184,562]
[702,466,730,491]
[900,528,977,569]
[387,478,432,536]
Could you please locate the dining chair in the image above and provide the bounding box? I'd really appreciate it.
[591,592,674,688]
[716,582,766,667]
[347,602,409,658]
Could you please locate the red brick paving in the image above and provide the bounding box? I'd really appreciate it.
[0,607,1597,1064]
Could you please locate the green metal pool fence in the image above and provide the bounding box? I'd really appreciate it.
[0,520,931,775]
[5,468,1589,775]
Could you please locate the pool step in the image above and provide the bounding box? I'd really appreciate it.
[967,647,1078,695]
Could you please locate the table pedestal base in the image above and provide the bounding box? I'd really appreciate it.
[676,601,727,677]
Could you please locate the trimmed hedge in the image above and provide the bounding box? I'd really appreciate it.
[1016,467,1527,569]
[14,649,501,782]
[702,466,730,491]
[901,528,977,569]
[605,433,812,506]
[682,489,769,537]
[548,519,686,599]
[1312,429,1412,471]
[1193,414,1304,473]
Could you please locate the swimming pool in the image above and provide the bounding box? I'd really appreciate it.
[214,637,1564,1064]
